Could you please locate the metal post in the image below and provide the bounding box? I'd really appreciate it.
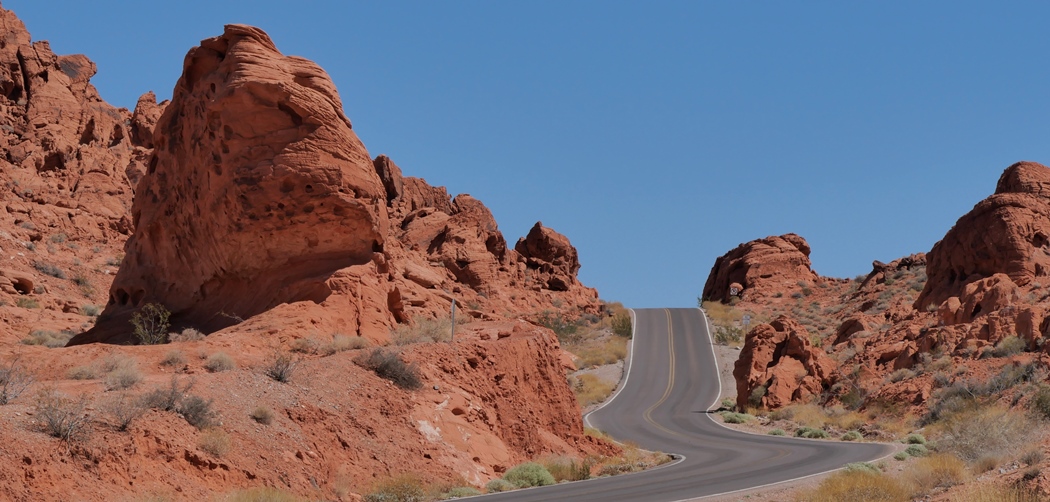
[450,298,456,343]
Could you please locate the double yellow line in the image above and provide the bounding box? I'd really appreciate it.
[643,309,682,438]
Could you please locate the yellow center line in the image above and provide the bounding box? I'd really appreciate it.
[643,309,683,438]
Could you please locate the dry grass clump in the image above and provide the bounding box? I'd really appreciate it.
[905,454,968,496]
[104,359,142,391]
[354,349,421,390]
[198,428,231,457]
[570,334,628,368]
[160,350,185,368]
[67,365,97,380]
[204,352,236,372]
[954,484,1045,502]
[584,428,672,476]
[570,373,615,406]
[21,329,74,348]
[542,455,593,482]
[250,406,274,425]
[324,334,370,354]
[930,405,1032,463]
[168,328,204,343]
[795,470,910,502]
[364,474,426,502]
[104,391,145,431]
[35,388,90,442]
[226,487,303,502]
[262,351,298,383]
[392,316,452,345]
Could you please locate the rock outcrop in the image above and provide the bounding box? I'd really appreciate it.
[918,161,1050,309]
[70,25,598,345]
[703,233,820,302]
[733,316,835,410]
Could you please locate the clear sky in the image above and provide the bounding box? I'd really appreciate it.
[7,1,1050,308]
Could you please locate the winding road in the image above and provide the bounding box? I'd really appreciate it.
[481,308,893,501]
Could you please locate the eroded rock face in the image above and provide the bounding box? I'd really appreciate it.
[918,161,1050,309]
[76,25,390,341]
[703,234,820,302]
[733,316,834,409]
[515,222,581,292]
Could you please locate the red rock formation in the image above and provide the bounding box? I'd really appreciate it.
[918,161,1050,309]
[703,234,820,302]
[69,24,598,345]
[733,316,835,409]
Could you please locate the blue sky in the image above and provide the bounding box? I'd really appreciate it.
[7,1,1050,308]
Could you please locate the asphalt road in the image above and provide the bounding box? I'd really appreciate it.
[479,308,893,501]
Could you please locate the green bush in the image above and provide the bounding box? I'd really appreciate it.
[33,261,65,279]
[795,426,830,439]
[841,430,862,441]
[987,335,1026,358]
[611,312,632,338]
[363,475,425,502]
[443,486,482,498]
[485,479,514,493]
[905,444,929,457]
[503,462,556,488]
[844,462,880,474]
[21,329,74,348]
[721,412,752,424]
[894,452,909,461]
[204,352,236,372]
[536,311,581,343]
[748,384,767,408]
[906,433,927,445]
[768,429,786,436]
[714,325,744,345]
[131,303,171,345]
[179,395,217,429]
[354,349,421,390]
[1031,386,1050,420]
[543,456,592,482]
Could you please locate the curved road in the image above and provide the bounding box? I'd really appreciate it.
[481,308,893,501]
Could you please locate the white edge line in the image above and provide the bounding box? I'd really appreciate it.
[674,307,900,502]
[583,308,636,429]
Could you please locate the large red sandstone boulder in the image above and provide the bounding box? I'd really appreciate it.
[73,25,390,342]
[918,161,1050,309]
[733,316,835,409]
[703,234,819,302]
[937,273,1020,326]
[515,222,582,292]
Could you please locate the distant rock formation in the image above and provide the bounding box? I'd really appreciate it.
[702,233,820,303]
[918,161,1050,309]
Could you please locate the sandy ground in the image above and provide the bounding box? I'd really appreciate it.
[713,344,740,403]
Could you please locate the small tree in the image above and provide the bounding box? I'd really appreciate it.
[131,303,171,345]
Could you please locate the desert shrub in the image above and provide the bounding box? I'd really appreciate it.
[15,297,39,309]
[972,455,999,474]
[721,412,753,424]
[1022,448,1045,466]
[844,462,880,474]
[888,368,916,383]
[503,462,555,488]
[841,430,862,441]
[179,395,217,429]
[82,304,101,317]
[105,391,145,431]
[611,312,632,338]
[160,350,185,368]
[933,405,1032,462]
[907,454,966,496]
[485,479,515,493]
[204,352,236,372]
[768,429,786,436]
[748,384,767,408]
[894,452,909,461]
[322,334,369,354]
[105,363,142,390]
[168,328,204,343]
[571,373,614,406]
[535,311,580,343]
[906,433,927,445]
[795,427,829,439]
[905,443,929,457]
[955,484,1044,502]
[354,349,421,390]
[392,317,453,345]
[0,357,33,404]
[364,474,426,502]
[1031,386,1050,421]
[714,325,743,345]
[35,388,89,441]
[796,470,909,502]
[141,376,191,411]
[198,428,231,457]
[543,456,591,482]
[67,365,97,380]
[443,486,482,498]
[33,261,65,279]
[131,303,171,345]
[290,337,319,354]
[720,397,735,410]
[568,335,628,368]
[226,487,302,502]
[250,406,274,425]
[262,351,297,383]
[22,329,74,348]
[987,335,1026,358]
